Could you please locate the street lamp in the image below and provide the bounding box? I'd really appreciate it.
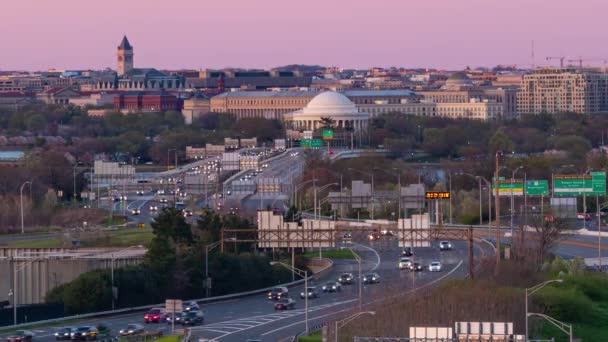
[455,172,490,228]
[334,311,375,342]
[348,168,374,219]
[205,241,222,297]
[527,313,572,342]
[510,166,524,237]
[525,279,564,341]
[341,246,363,310]
[294,178,318,212]
[374,167,402,220]
[270,261,309,334]
[20,181,32,234]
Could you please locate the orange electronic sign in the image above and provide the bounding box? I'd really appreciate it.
[425,191,450,199]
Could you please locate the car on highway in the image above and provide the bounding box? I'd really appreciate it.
[136,190,145,196]
[268,286,289,300]
[401,247,413,257]
[300,286,320,299]
[183,209,193,217]
[322,281,342,292]
[398,257,412,270]
[118,324,144,336]
[576,213,592,221]
[183,300,199,312]
[338,272,354,285]
[363,273,380,284]
[409,262,423,272]
[157,190,165,195]
[144,308,166,323]
[181,311,204,326]
[70,326,98,341]
[131,208,140,215]
[368,232,380,241]
[439,241,452,251]
[55,327,76,340]
[7,330,34,342]
[149,205,158,211]
[274,298,296,310]
[165,312,182,325]
[159,198,168,204]
[429,261,442,272]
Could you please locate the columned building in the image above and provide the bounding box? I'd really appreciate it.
[284,91,369,131]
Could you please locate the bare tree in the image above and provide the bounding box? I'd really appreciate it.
[528,216,568,263]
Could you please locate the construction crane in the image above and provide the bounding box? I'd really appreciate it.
[546,56,566,68]
[566,57,608,68]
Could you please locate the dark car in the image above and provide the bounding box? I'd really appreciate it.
[338,272,354,285]
[267,286,289,300]
[401,247,413,257]
[363,273,380,284]
[165,312,182,325]
[409,262,423,272]
[7,330,34,342]
[274,298,296,310]
[118,324,144,337]
[300,286,320,299]
[55,328,76,341]
[144,308,166,323]
[70,326,98,341]
[322,281,342,292]
[181,311,204,326]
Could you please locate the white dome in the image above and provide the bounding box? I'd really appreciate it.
[300,91,359,116]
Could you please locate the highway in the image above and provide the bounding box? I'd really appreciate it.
[0,237,484,341]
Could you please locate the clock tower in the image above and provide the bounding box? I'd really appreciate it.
[117,36,134,76]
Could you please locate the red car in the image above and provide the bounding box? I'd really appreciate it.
[274,298,296,310]
[144,308,166,323]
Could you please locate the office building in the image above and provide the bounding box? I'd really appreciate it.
[517,68,608,115]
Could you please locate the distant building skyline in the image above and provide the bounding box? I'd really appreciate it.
[1,0,608,71]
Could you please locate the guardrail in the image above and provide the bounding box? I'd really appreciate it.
[0,273,316,331]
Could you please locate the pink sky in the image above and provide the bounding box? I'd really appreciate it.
[1,0,607,71]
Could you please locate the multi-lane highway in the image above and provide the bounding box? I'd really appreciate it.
[0,237,484,341]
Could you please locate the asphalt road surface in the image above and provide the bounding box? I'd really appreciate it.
[0,237,484,342]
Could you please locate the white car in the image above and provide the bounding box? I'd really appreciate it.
[157,189,165,195]
[149,205,158,211]
[131,208,140,215]
[439,241,452,251]
[429,261,442,272]
[398,257,412,270]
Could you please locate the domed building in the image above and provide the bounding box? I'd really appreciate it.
[442,72,474,91]
[284,91,369,131]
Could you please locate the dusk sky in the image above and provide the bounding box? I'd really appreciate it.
[1,0,607,71]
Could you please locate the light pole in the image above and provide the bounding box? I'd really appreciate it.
[205,241,222,297]
[270,262,309,334]
[342,246,363,310]
[334,311,375,342]
[456,172,490,227]
[525,279,563,341]
[511,166,524,237]
[494,151,503,271]
[294,178,318,212]
[527,313,573,342]
[20,181,32,234]
[374,167,402,220]
[348,168,374,219]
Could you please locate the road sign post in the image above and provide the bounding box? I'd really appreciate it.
[165,299,183,335]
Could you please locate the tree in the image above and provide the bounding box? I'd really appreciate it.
[319,117,335,129]
[489,129,514,154]
[529,216,568,263]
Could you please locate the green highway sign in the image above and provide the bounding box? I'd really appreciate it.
[553,172,606,196]
[300,139,323,148]
[322,129,334,140]
[525,180,549,196]
[492,179,524,197]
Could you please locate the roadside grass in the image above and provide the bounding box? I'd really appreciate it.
[0,318,82,334]
[5,238,63,248]
[3,228,153,249]
[298,330,321,342]
[304,249,355,260]
[151,335,182,342]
